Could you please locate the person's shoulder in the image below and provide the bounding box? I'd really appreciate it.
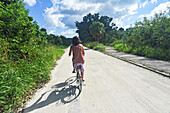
[79,44,84,50]
[70,44,73,47]
[79,44,83,47]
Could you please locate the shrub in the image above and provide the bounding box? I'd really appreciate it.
[85,42,99,49]
[112,40,170,61]
[0,45,64,112]
[93,44,105,52]
[85,42,105,52]
[114,43,124,51]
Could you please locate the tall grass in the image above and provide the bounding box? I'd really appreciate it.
[0,45,65,112]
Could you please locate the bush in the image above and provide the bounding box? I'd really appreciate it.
[85,42,105,52]
[124,46,132,53]
[113,40,123,45]
[0,45,64,112]
[85,42,99,49]
[114,43,124,51]
[93,44,105,52]
[113,40,170,61]
[105,42,114,46]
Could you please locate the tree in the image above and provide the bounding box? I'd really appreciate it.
[89,21,105,41]
[100,16,114,31]
[75,13,116,43]
[47,34,63,45]
[0,0,47,60]
[119,27,124,31]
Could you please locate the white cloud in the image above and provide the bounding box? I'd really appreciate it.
[44,6,65,28]
[128,3,138,11]
[112,2,138,28]
[150,0,157,4]
[43,0,147,35]
[151,2,170,14]
[143,0,148,7]
[48,30,56,34]
[128,3,138,15]
[61,29,74,35]
[127,16,133,21]
[139,0,148,8]
[124,25,131,29]
[24,0,36,6]
[51,0,63,5]
[139,1,170,18]
[43,0,102,30]
[124,24,135,29]
[61,29,78,38]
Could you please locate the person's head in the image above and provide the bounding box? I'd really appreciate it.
[72,36,82,46]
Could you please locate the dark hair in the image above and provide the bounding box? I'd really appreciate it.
[72,36,82,46]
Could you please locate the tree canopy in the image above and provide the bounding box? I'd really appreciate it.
[89,21,105,41]
[75,13,116,43]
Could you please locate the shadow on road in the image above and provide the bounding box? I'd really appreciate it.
[22,76,81,113]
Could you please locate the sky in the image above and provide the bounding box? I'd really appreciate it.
[24,0,170,38]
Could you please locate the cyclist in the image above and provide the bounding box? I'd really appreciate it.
[69,36,85,81]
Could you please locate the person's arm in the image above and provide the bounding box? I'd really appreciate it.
[69,46,72,56]
[81,46,85,56]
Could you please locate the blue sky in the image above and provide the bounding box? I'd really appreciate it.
[24,0,170,38]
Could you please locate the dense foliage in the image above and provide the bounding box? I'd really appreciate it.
[0,45,64,112]
[0,0,68,112]
[75,13,115,42]
[76,10,170,61]
[47,34,71,46]
[113,11,170,61]
[89,21,105,41]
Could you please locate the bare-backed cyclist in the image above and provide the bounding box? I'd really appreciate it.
[69,36,85,81]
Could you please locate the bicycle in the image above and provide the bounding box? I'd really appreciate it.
[76,65,82,91]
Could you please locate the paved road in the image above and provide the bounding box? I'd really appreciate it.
[23,48,170,113]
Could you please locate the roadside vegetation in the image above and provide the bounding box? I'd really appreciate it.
[0,1,71,112]
[76,9,170,61]
[109,12,170,61]
[85,42,105,52]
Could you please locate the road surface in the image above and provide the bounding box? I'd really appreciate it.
[23,47,170,113]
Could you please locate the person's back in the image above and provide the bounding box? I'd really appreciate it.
[72,44,84,64]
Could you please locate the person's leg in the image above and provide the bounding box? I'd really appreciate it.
[81,71,84,81]
[72,63,75,73]
[81,64,85,81]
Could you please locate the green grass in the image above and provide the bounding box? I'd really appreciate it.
[0,45,64,112]
[112,42,170,61]
[85,42,105,52]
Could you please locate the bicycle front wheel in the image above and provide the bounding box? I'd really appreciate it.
[79,77,82,91]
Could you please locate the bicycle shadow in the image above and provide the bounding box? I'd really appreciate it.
[22,76,81,113]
